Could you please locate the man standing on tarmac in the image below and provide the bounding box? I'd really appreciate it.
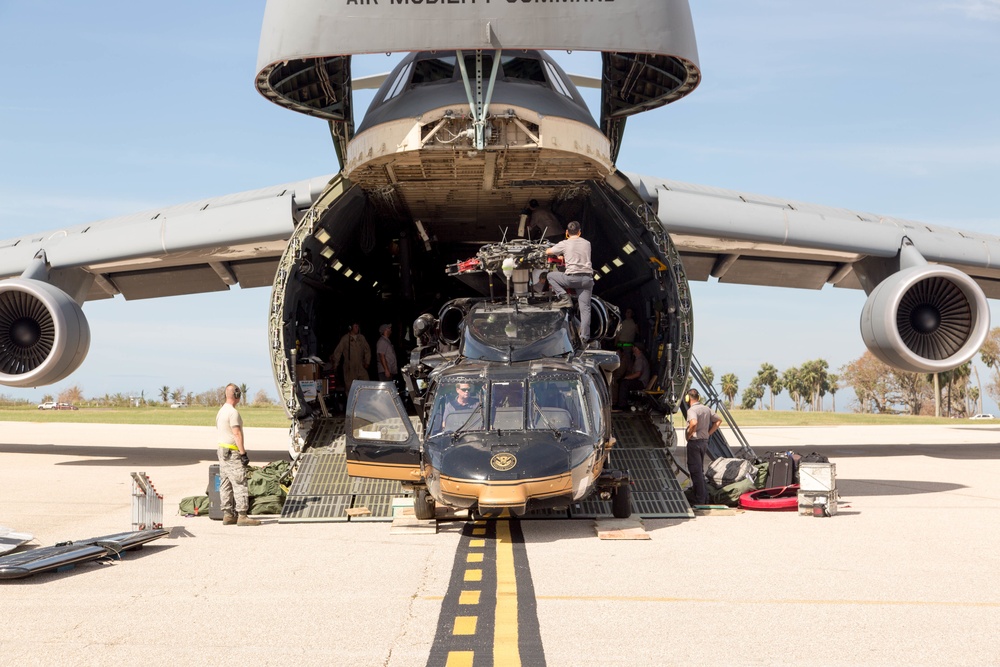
[685,388,722,507]
[546,221,594,344]
[216,383,260,526]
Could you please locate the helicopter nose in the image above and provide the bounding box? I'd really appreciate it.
[477,485,528,516]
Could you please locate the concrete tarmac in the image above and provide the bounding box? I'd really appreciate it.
[1,422,999,666]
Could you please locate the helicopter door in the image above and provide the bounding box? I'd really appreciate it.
[345,381,422,482]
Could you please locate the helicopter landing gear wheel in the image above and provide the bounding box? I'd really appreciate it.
[611,484,632,519]
[414,488,436,520]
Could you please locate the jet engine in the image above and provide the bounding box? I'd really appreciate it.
[860,265,990,373]
[0,279,91,387]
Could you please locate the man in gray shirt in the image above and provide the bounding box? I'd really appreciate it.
[376,323,397,382]
[685,388,722,506]
[546,221,594,343]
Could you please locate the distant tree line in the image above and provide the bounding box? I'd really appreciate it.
[707,326,1000,416]
[21,384,278,408]
[707,360,839,412]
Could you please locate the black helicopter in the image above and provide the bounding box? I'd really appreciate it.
[342,239,633,519]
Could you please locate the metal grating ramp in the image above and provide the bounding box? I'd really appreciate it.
[280,415,414,522]
[281,413,691,522]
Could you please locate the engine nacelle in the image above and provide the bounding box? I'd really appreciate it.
[0,278,91,387]
[860,265,990,373]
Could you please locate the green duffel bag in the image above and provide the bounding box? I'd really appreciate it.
[707,477,755,507]
[249,494,285,515]
[753,461,769,489]
[179,495,211,516]
[248,460,292,498]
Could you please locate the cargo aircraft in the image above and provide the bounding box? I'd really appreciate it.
[0,1,997,517]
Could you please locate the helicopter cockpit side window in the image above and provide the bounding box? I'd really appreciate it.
[352,386,412,443]
[583,375,604,437]
[530,378,589,434]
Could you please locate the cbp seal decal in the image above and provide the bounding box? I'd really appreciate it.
[490,453,517,471]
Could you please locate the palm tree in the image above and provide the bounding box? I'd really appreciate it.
[755,363,782,411]
[828,374,839,412]
[239,383,249,405]
[159,385,170,403]
[720,373,739,408]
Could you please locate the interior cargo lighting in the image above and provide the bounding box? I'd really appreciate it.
[333,260,343,271]
[622,242,636,255]
[320,246,335,259]
[601,265,611,274]
[314,229,331,243]
[612,257,624,267]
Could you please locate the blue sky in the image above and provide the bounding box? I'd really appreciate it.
[0,1,998,411]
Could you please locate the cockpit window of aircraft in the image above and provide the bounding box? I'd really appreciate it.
[411,55,457,85]
[467,309,565,349]
[542,60,571,97]
[427,380,486,436]
[491,381,525,430]
[500,56,546,84]
[351,386,411,443]
[529,378,589,434]
[383,62,415,102]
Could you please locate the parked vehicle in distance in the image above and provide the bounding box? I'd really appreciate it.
[170,402,187,408]
[55,403,79,410]
[37,401,57,410]
[970,413,995,420]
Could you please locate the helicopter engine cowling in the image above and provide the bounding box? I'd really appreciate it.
[439,300,474,346]
[0,278,91,387]
[860,265,990,373]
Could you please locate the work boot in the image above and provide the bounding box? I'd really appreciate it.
[553,295,573,309]
[237,513,261,527]
[222,511,236,525]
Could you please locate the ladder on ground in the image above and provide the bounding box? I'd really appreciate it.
[131,472,163,531]
[688,356,756,460]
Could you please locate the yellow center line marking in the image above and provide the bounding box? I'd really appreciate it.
[445,651,474,667]
[459,590,481,605]
[466,553,484,563]
[469,539,486,548]
[494,520,520,667]
[464,569,483,582]
[453,616,478,635]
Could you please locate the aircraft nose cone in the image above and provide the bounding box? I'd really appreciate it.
[910,304,941,334]
[10,318,41,348]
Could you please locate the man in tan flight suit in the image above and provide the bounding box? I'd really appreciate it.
[332,322,371,392]
[216,383,260,526]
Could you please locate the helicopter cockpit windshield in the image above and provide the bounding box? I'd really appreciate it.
[426,376,591,438]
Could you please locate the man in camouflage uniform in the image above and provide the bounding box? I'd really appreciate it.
[332,322,371,392]
[216,383,260,526]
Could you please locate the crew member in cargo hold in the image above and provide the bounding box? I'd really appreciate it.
[332,322,371,392]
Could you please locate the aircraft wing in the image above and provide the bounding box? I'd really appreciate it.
[0,175,334,303]
[625,171,1000,299]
